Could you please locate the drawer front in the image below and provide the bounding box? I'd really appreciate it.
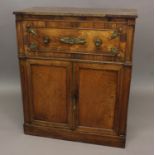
[22,21,127,60]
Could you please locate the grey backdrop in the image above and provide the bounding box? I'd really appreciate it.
[0,0,153,155]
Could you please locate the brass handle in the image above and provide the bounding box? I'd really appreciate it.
[111,30,120,39]
[28,43,38,51]
[43,36,50,45]
[27,27,37,36]
[110,28,122,39]
[110,47,119,55]
[60,37,86,45]
[94,38,102,47]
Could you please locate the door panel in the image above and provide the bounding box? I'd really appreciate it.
[27,59,72,128]
[75,63,123,135]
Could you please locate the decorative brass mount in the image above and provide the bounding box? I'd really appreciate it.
[60,37,86,45]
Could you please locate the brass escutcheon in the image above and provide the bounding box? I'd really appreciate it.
[94,38,103,47]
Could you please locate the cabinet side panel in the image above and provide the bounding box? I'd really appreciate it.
[19,59,31,123]
[119,66,132,135]
[15,19,24,55]
[126,19,136,62]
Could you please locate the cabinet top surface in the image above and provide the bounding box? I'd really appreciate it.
[13,7,137,18]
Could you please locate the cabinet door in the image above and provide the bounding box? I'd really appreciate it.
[74,62,123,135]
[26,59,72,129]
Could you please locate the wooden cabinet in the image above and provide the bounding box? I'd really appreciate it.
[14,7,137,147]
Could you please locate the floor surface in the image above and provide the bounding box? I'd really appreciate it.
[0,81,153,155]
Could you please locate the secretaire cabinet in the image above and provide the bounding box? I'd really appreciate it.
[13,7,137,147]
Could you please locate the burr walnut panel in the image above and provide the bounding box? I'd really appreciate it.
[27,60,72,128]
[21,20,127,61]
[78,68,117,129]
[75,63,123,135]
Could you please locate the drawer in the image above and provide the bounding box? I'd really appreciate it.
[22,21,127,60]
